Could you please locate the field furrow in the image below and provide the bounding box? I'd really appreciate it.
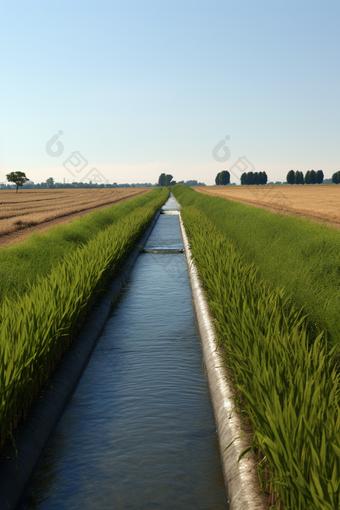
[0,188,149,246]
[197,185,340,224]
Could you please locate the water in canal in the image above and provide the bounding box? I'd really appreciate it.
[21,196,228,510]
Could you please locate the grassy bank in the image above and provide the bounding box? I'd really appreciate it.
[0,187,169,447]
[172,184,340,344]
[0,188,162,303]
[178,202,340,509]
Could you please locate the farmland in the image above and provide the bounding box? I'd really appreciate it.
[0,188,149,247]
[0,187,169,447]
[172,184,340,509]
[3,181,340,509]
[172,184,340,342]
[197,185,340,225]
[0,189,164,304]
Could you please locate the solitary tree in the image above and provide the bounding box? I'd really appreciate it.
[6,171,29,192]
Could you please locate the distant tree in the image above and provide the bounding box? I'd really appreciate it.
[158,173,166,186]
[316,170,324,184]
[240,171,267,185]
[261,171,268,185]
[246,172,254,185]
[215,172,221,185]
[253,171,267,185]
[287,170,295,184]
[305,170,311,184]
[295,171,304,184]
[178,180,205,186]
[332,171,340,184]
[46,177,55,188]
[310,170,316,184]
[23,180,35,189]
[164,174,173,186]
[219,170,230,185]
[6,171,29,192]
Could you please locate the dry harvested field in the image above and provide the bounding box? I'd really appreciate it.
[0,188,149,247]
[197,185,340,225]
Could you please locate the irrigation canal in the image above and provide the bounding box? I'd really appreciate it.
[20,195,229,509]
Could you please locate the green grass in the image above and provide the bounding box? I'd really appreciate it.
[0,188,164,303]
[0,187,169,447]
[179,203,340,509]
[172,184,340,344]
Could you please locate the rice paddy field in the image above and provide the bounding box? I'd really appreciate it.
[0,187,169,447]
[0,188,148,245]
[3,181,340,509]
[172,184,340,509]
[197,185,340,224]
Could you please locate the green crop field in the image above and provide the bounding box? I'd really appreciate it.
[0,188,167,304]
[172,184,340,345]
[0,187,169,447]
[173,184,340,509]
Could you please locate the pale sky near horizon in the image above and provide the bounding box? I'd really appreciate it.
[0,0,339,185]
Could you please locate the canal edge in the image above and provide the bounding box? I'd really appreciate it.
[179,214,268,510]
[0,209,161,510]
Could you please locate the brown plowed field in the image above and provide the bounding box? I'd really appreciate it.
[196,185,340,227]
[0,188,150,247]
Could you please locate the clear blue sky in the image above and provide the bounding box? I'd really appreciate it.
[0,0,339,185]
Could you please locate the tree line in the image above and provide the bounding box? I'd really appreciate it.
[286,169,324,184]
[2,178,156,191]
[3,172,206,192]
[176,180,206,186]
[240,171,267,185]
[215,170,268,185]
[157,174,205,187]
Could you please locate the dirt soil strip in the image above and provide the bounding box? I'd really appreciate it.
[0,190,149,248]
[0,209,161,510]
[196,187,340,231]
